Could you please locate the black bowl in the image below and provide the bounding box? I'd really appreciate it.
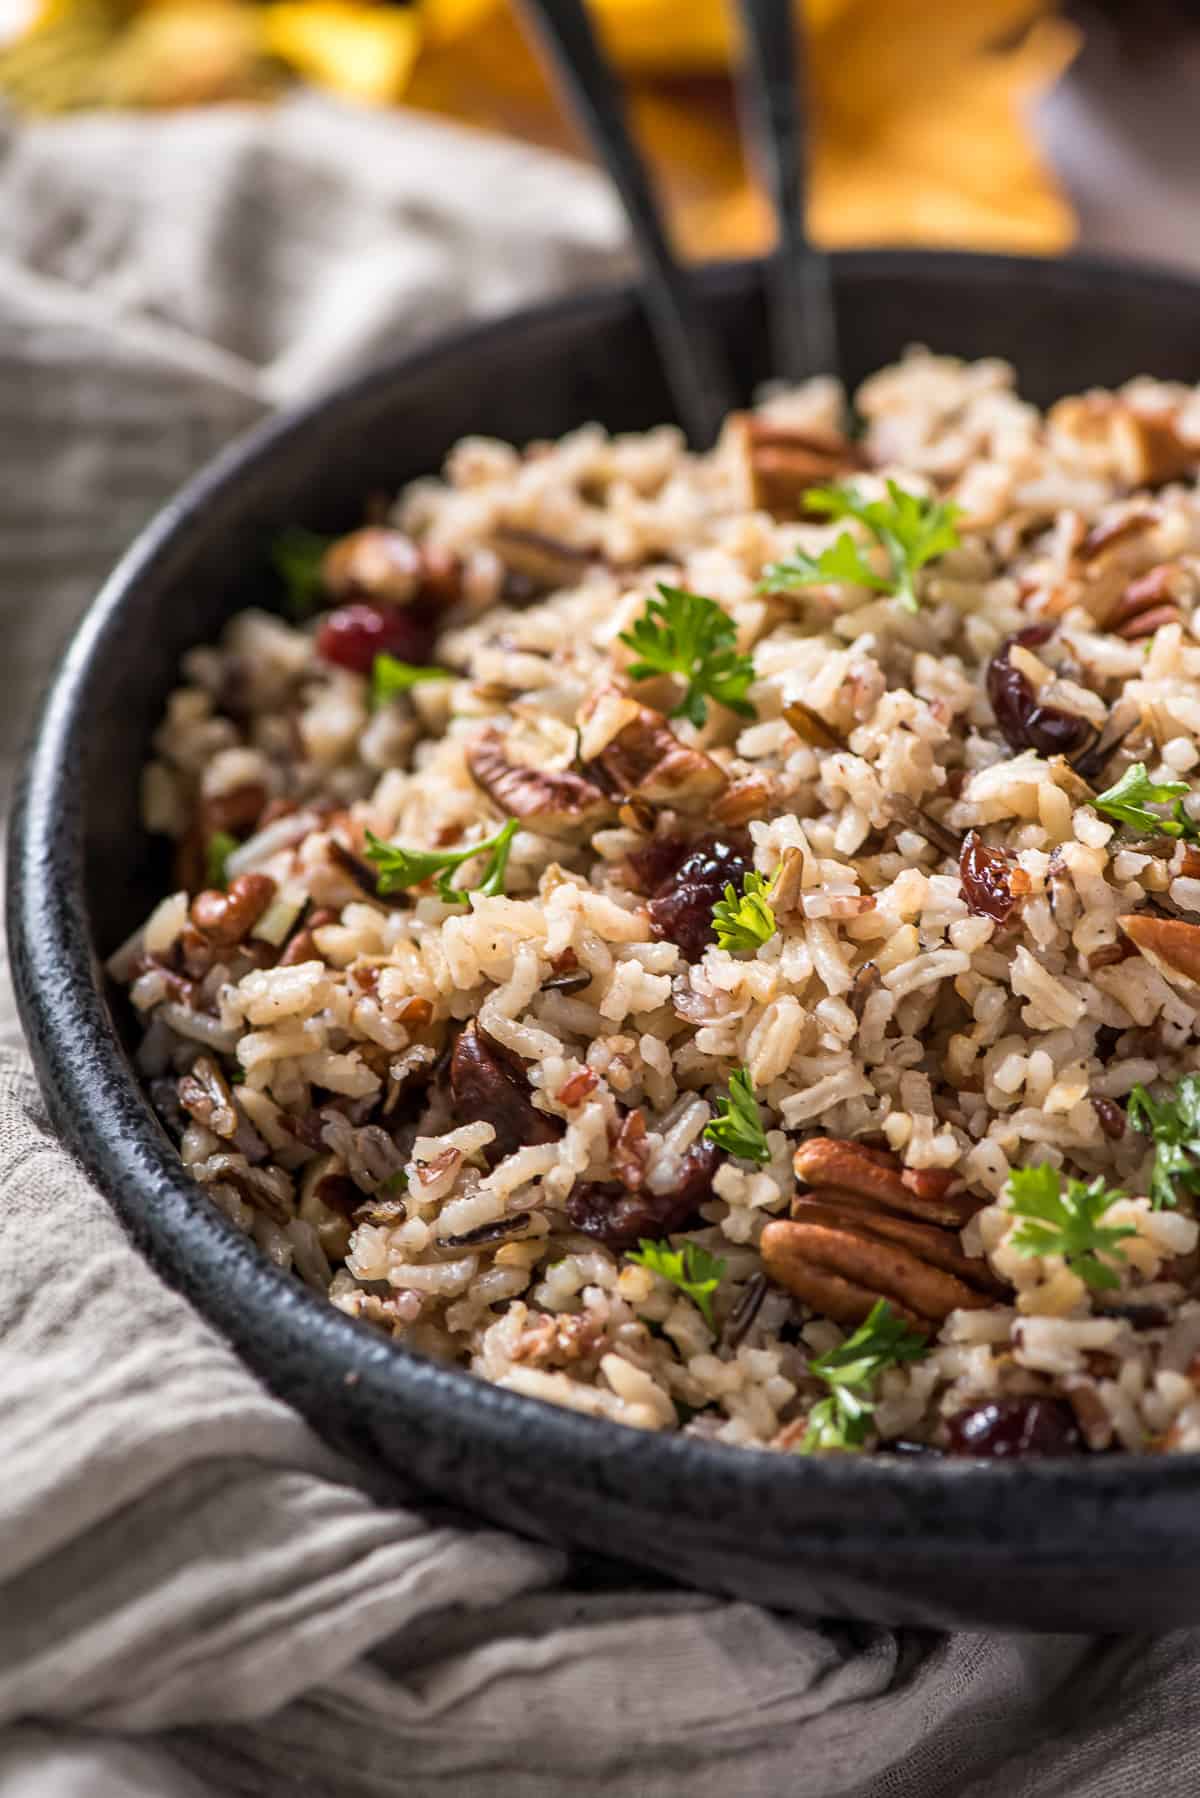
[13,250,1200,1632]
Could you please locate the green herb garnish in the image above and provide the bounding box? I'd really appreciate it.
[204,830,238,889]
[800,1300,928,1452]
[364,818,519,905]
[271,527,331,621]
[1128,1074,1200,1210]
[627,1237,726,1330]
[711,868,778,955]
[704,1066,770,1164]
[1006,1164,1135,1290]
[1094,762,1200,842]
[759,479,961,614]
[370,652,453,709]
[618,583,757,728]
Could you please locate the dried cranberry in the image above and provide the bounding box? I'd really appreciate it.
[566,1138,720,1249]
[627,835,693,896]
[985,627,1094,759]
[316,602,438,674]
[944,1396,1082,1458]
[959,830,1018,924]
[449,1021,563,1166]
[645,838,750,962]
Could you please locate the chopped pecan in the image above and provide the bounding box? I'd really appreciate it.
[195,1154,294,1225]
[793,1137,978,1227]
[190,874,277,947]
[583,691,728,812]
[760,1216,991,1329]
[566,1138,719,1250]
[611,1109,650,1189]
[178,1055,238,1139]
[449,1020,563,1165]
[556,1066,599,1108]
[1050,394,1197,489]
[733,413,868,519]
[489,526,599,594]
[510,1308,605,1367]
[1107,563,1185,639]
[1077,509,1159,564]
[465,726,614,837]
[712,772,774,827]
[323,527,461,609]
[1118,913,1200,988]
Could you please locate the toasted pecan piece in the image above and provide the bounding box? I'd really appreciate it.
[792,1137,978,1227]
[790,1194,1003,1295]
[1118,913,1200,987]
[733,414,868,519]
[761,1218,992,1327]
[466,726,614,837]
[583,691,728,811]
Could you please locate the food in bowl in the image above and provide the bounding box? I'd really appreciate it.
[111,349,1200,1458]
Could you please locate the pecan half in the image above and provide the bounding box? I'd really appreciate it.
[792,1137,978,1227]
[733,414,868,519]
[1118,913,1200,988]
[465,726,614,837]
[761,1215,993,1330]
[583,691,728,812]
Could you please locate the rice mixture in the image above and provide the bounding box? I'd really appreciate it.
[114,350,1200,1458]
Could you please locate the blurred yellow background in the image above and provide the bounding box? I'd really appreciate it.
[0,0,1081,256]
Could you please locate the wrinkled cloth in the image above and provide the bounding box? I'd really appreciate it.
[1,93,1200,1798]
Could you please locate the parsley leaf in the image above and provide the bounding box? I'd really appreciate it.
[760,479,961,614]
[800,1300,928,1452]
[364,818,519,905]
[1128,1074,1200,1210]
[618,583,757,728]
[271,527,331,621]
[370,652,452,709]
[627,1237,726,1330]
[1006,1164,1136,1290]
[204,830,238,889]
[711,868,778,954]
[1094,762,1200,842]
[704,1066,770,1164]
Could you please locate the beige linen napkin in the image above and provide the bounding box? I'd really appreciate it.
[1,93,1198,1798]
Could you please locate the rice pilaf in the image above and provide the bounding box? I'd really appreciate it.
[113,350,1200,1457]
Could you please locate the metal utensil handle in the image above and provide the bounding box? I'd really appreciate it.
[518,0,737,447]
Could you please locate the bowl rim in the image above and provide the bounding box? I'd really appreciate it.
[14,244,1200,1546]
